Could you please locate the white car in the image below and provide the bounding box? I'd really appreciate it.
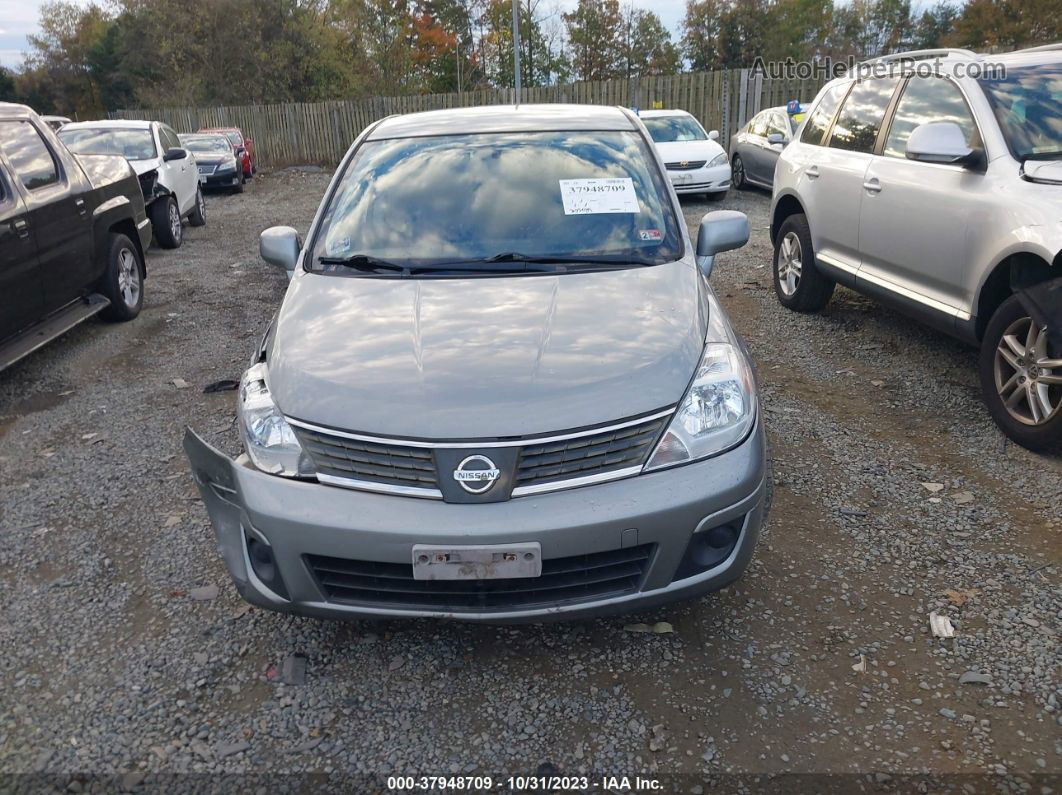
[58,119,205,248]
[640,109,730,200]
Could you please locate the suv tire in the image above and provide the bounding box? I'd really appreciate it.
[189,187,206,227]
[979,293,1062,452]
[151,195,182,248]
[98,233,144,322]
[772,213,834,312]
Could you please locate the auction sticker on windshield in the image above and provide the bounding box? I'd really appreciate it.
[559,178,639,215]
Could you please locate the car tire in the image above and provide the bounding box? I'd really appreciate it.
[978,293,1062,452]
[233,171,245,194]
[706,190,727,202]
[189,187,206,227]
[772,213,834,312]
[732,155,747,189]
[150,195,182,248]
[98,233,144,322]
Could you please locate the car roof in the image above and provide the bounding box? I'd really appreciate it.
[367,104,637,140]
[199,127,241,132]
[60,119,154,131]
[637,109,693,119]
[0,102,36,119]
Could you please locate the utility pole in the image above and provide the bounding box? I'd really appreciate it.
[511,0,522,104]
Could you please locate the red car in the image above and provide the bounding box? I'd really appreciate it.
[198,126,256,178]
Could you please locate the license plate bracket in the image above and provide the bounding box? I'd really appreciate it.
[412,542,542,581]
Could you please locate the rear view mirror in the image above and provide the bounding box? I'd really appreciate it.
[260,226,301,277]
[766,133,785,145]
[163,147,187,161]
[708,130,720,141]
[906,122,977,165]
[696,211,749,277]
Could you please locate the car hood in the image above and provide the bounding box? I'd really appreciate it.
[128,158,162,176]
[653,139,726,164]
[268,261,709,439]
[194,155,233,166]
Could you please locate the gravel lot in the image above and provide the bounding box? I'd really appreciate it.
[1,170,1058,791]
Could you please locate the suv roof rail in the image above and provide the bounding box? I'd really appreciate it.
[861,48,978,66]
[1009,41,1062,54]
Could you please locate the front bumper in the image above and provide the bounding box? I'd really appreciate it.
[183,422,767,622]
[668,163,731,194]
[199,169,241,189]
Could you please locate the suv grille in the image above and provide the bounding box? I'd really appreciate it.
[665,160,707,171]
[294,427,437,489]
[514,415,666,490]
[304,544,653,612]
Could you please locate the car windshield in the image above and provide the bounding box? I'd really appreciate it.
[181,136,231,154]
[642,115,707,143]
[310,130,683,275]
[58,127,156,160]
[979,64,1062,161]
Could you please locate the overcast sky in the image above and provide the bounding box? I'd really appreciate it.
[0,0,689,69]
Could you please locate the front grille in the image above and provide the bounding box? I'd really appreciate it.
[665,160,707,171]
[514,415,666,490]
[305,544,654,611]
[294,427,437,489]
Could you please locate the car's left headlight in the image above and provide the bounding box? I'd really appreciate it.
[708,152,729,168]
[237,363,316,478]
[645,311,756,471]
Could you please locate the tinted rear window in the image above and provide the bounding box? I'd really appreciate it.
[0,121,59,190]
[310,130,683,273]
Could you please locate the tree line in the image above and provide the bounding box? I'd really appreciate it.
[1,0,1058,118]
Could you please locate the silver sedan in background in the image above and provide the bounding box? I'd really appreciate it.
[729,104,806,190]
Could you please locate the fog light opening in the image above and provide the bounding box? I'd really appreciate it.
[673,524,739,582]
[245,533,290,600]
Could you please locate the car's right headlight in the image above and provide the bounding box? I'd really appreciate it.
[645,309,756,471]
[237,363,316,478]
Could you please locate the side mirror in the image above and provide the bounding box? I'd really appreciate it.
[906,122,977,165]
[260,226,301,276]
[708,130,720,141]
[163,147,187,161]
[244,138,252,148]
[766,133,786,145]
[696,210,749,277]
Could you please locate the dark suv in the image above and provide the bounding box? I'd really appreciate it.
[0,103,152,371]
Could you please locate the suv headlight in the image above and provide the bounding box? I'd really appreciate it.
[645,310,756,470]
[708,152,729,168]
[237,363,316,477]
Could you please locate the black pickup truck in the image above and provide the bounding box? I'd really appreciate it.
[0,102,152,372]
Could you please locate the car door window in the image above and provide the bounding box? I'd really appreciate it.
[883,76,980,159]
[160,126,180,152]
[0,121,59,190]
[750,114,767,136]
[827,77,899,153]
[800,83,850,145]
[767,113,788,138]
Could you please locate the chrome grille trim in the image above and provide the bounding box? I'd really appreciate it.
[510,465,643,497]
[286,408,675,450]
[317,473,442,499]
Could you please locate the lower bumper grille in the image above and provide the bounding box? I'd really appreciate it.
[304,544,654,611]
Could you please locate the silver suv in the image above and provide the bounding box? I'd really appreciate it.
[184,104,768,621]
[771,46,1062,451]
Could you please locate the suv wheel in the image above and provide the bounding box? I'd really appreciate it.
[98,233,144,322]
[151,195,182,248]
[189,187,206,227]
[772,213,834,312]
[732,155,746,189]
[979,294,1062,451]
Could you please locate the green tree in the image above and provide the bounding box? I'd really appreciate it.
[682,0,724,70]
[563,0,623,81]
[621,5,681,77]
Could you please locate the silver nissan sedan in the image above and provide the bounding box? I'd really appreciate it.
[184,104,769,622]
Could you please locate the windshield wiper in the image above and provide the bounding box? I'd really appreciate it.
[479,252,660,266]
[317,254,410,275]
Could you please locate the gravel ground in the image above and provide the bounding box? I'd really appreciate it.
[0,171,1058,792]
